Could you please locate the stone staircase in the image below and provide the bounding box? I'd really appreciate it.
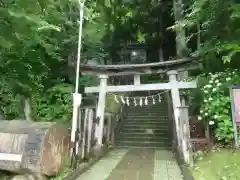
[116,92,173,149]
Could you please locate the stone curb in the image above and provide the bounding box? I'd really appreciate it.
[65,145,111,180]
[175,151,195,180]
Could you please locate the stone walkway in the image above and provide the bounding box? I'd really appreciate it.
[77,149,183,180]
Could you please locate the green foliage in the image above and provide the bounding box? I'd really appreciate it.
[180,0,240,67]
[96,0,165,64]
[0,0,107,94]
[32,84,73,125]
[197,70,240,144]
[106,94,124,114]
[0,85,24,119]
[0,0,106,123]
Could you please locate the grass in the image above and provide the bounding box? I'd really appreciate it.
[50,168,72,180]
[0,171,10,180]
[191,148,240,180]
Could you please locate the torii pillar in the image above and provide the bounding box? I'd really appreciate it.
[96,74,108,145]
[167,70,182,149]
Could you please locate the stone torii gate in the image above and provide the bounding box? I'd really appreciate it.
[81,58,199,165]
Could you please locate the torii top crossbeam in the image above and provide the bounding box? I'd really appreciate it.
[80,58,200,76]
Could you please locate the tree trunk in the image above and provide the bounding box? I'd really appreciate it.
[159,48,164,62]
[173,0,188,79]
[24,97,33,121]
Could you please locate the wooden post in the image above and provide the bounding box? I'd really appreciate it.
[167,70,181,149]
[179,96,193,166]
[134,75,141,85]
[87,109,93,155]
[71,93,82,155]
[96,75,108,145]
[107,114,112,142]
[180,96,186,155]
[81,108,88,159]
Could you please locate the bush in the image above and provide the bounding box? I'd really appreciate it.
[32,83,73,125]
[197,69,240,144]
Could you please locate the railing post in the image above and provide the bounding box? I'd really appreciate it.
[179,96,193,166]
[81,108,89,159]
[87,109,93,155]
[107,114,112,143]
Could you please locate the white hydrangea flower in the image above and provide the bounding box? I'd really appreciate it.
[212,74,218,78]
[212,88,217,92]
[215,79,219,83]
[209,121,215,125]
[214,115,218,119]
[198,116,202,120]
[226,77,231,81]
[204,90,208,93]
[204,99,208,102]
[205,112,208,116]
[217,83,222,86]
[200,110,203,114]
[209,97,213,101]
[209,80,213,83]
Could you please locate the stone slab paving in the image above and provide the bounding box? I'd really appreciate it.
[77,149,183,180]
[153,150,183,180]
[76,149,128,180]
[106,148,155,180]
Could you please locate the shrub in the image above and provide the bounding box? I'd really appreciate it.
[32,83,73,125]
[197,69,240,144]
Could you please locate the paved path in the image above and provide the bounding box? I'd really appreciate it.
[77,149,183,180]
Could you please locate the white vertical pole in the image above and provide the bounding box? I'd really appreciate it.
[96,75,108,145]
[70,0,85,158]
[167,70,181,149]
[75,1,84,93]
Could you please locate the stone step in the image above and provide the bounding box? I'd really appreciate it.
[127,109,168,113]
[125,116,168,119]
[128,109,166,111]
[121,128,172,134]
[118,131,172,139]
[116,140,172,148]
[118,131,171,136]
[125,118,168,121]
[127,104,167,107]
[118,96,172,149]
[123,124,170,128]
[126,114,168,118]
[127,112,167,115]
[116,134,171,141]
[127,107,167,111]
[124,121,170,125]
[124,121,170,124]
[127,118,168,120]
[116,145,172,150]
[116,137,171,143]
